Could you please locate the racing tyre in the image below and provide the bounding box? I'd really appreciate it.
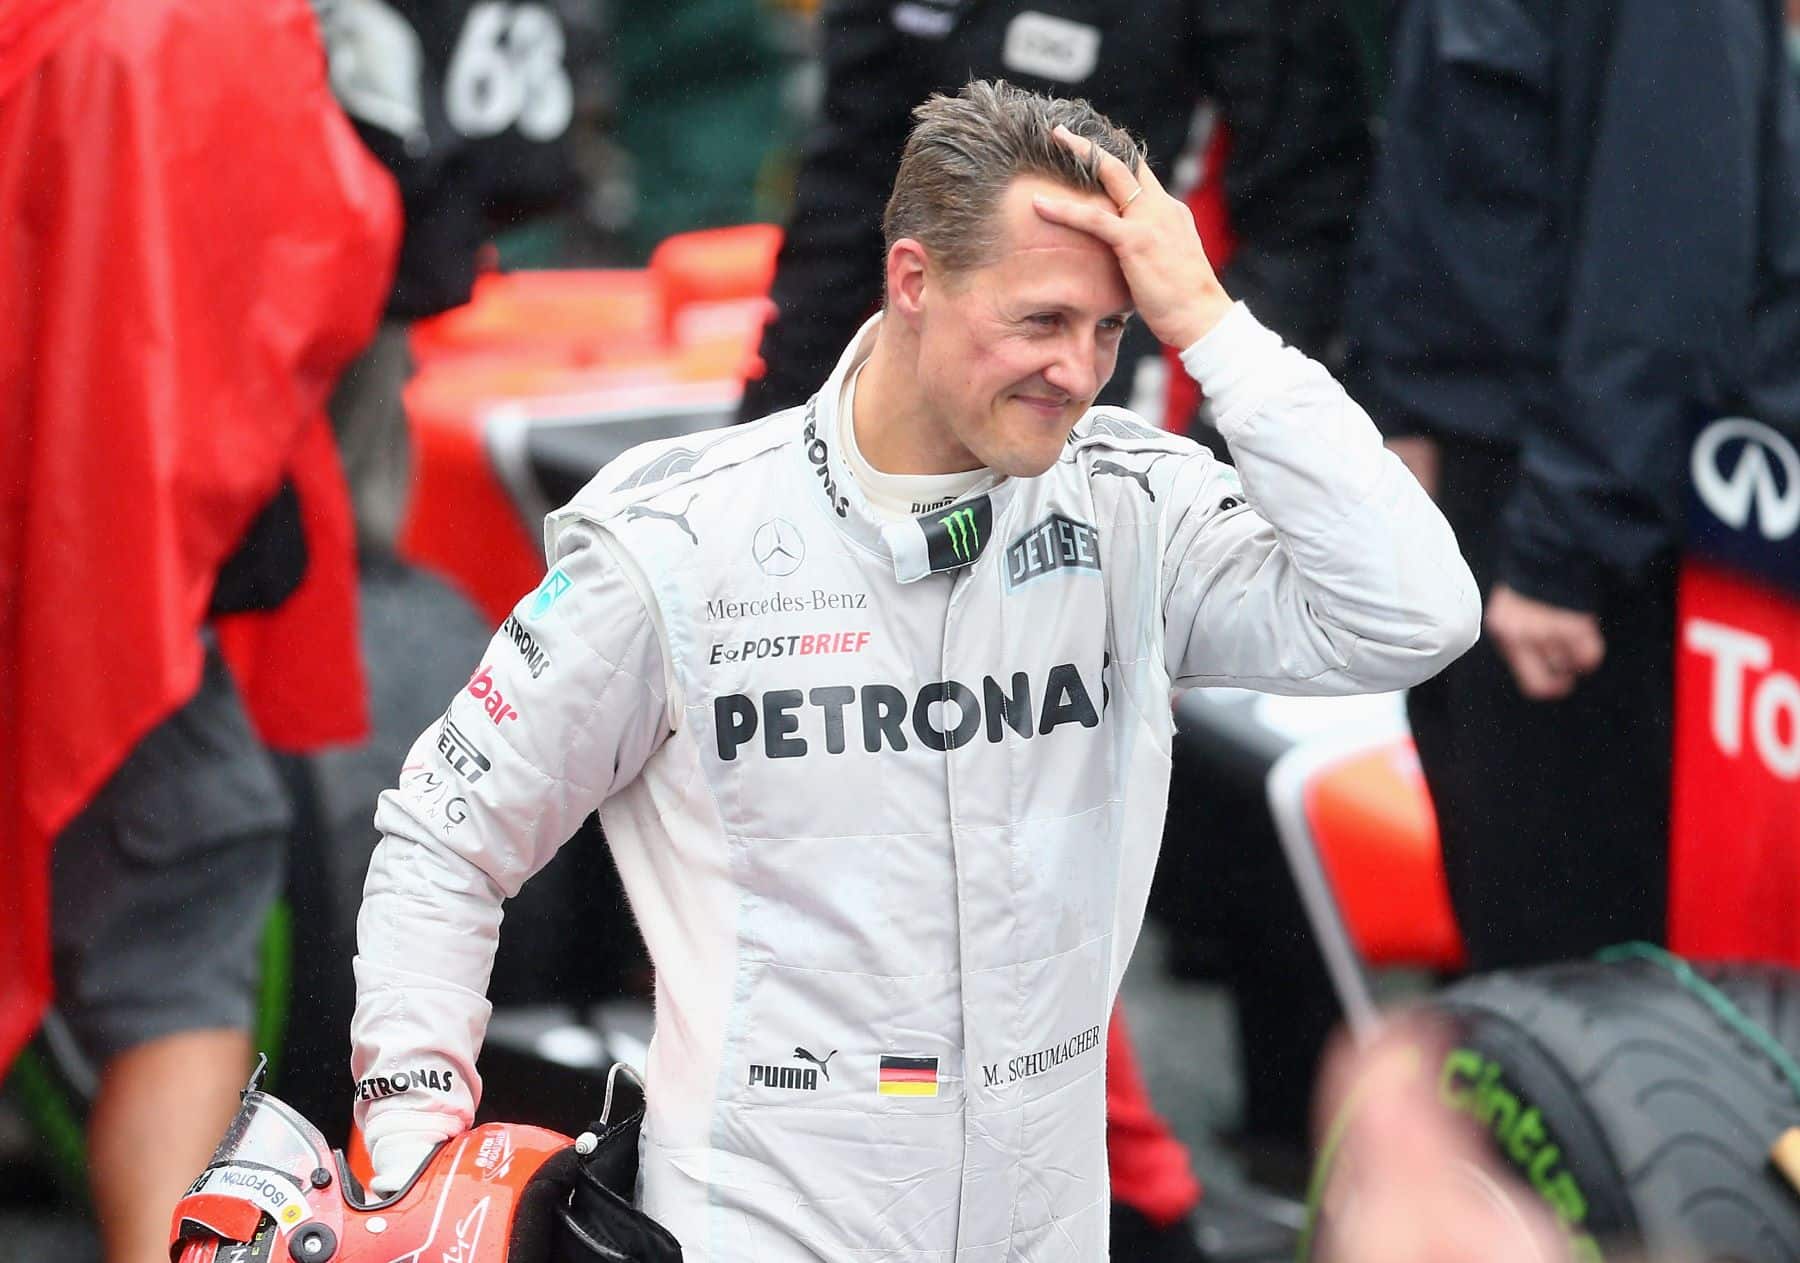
[1302,952,1800,1261]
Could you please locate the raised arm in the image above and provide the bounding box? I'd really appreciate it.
[1160,306,1480,692]
[1034,124,1477,692]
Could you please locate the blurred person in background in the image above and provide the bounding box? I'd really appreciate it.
[295,0,815,1161]
[0,2,399,1259]
[738,0,1372,424]
[601,0,806,262]
[1346,1,1800,970]
[735,0,1377,1212]
[312,0,586,550]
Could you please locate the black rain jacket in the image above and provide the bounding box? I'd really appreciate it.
[1346,0,1800,610]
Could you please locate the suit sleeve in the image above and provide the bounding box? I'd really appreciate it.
[350,522,669,1155]
[1164,304,1480,691]
[737,0,913,419]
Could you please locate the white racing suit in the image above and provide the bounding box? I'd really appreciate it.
[352,305,1480,1260]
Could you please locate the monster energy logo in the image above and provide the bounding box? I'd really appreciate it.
[945,508,980,559]
[922,498,995,573]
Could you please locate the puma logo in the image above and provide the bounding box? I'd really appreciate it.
[792,1047,837,1081]
[625,497,699,544]
[1091,457,1159,501]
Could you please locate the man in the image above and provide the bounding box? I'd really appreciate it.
[1346,0,1800,969]
[353,82,1478,1259]
[735,3,1375,1191]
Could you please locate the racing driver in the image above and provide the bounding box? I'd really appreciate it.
[351,81,1481,1260]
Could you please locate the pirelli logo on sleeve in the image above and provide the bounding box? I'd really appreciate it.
[436,714,491,782]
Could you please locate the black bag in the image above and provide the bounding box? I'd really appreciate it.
[553,1064,683,1263]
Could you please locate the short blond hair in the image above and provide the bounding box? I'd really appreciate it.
[882,79,1147,275]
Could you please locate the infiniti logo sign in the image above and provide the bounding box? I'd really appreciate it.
[1692,417,1800,540]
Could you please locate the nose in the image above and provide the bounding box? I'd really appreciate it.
[1041,332,1103,402]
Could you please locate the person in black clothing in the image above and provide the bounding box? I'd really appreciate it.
[1347,0,1800,969]
[739,0,1371,422]
[314,0,583,548]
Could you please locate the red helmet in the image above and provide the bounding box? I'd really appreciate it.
[169,1088,573,1263]
[169,1061,682,1263]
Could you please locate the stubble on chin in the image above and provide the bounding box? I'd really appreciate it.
[1003,435,1071,479]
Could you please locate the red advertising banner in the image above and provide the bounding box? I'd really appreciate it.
[1669,562,1800,963]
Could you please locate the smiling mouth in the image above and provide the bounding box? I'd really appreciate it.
[1014,395,1071,415]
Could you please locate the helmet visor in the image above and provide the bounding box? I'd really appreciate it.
[208,1091,333,1182]
[183,1091,333,1233]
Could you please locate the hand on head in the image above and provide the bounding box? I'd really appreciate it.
[1031,125,1233,351]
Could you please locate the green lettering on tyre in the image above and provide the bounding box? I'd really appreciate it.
[1302,1045,1612,1261]
[1439,1048,1605,1258]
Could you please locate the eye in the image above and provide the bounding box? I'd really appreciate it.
[1098,317,1127,337]
[1027,313,1061,330]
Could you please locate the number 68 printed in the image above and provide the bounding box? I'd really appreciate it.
[444,1,573,142]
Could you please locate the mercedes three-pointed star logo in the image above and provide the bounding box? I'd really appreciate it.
[752,518,805,576]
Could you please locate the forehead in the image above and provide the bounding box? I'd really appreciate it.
[962,175,1130,314]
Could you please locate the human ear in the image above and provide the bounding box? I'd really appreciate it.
[885,239,930,320]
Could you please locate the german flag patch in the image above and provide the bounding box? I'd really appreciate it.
[878,1055,939,1097]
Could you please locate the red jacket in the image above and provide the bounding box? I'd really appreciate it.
[0,0,401,1072]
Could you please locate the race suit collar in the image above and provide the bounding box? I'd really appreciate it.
[807,313,1016,583]
[840,363,993,522]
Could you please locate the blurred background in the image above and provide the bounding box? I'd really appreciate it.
[4,1,1800,1261]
